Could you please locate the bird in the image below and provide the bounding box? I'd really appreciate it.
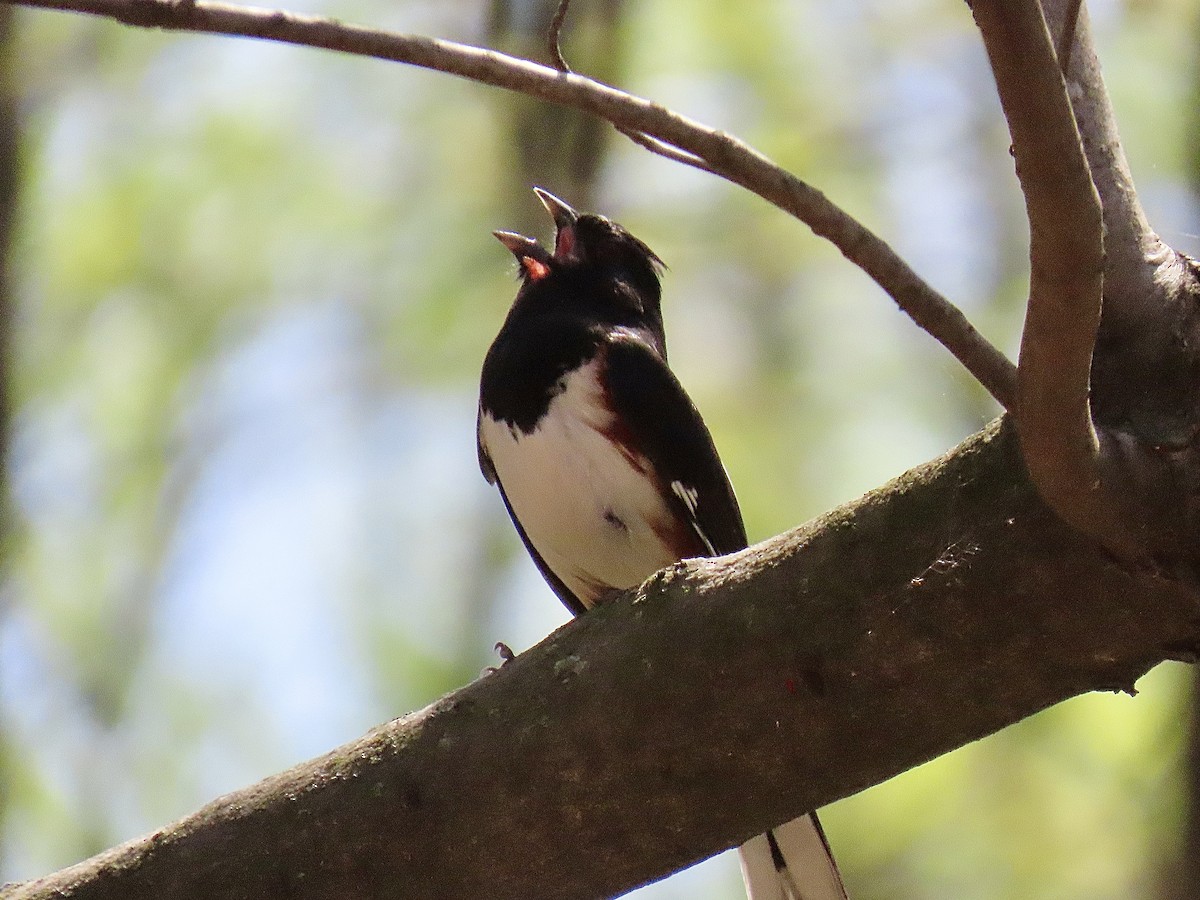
[477,187,849,900]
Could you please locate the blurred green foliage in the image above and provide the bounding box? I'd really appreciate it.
[1,0,1198,897]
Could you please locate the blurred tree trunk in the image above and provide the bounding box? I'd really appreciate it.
[486,0,625,226]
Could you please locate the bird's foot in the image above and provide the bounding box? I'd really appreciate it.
[481,641,517,675]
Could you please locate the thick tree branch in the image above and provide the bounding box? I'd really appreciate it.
[5,420,1200,900]
[0,0,1016,408]
[1042,0,1200,566]
[970,0,1200,561]
[971,0,1143,558]
[1041,0,1167,323]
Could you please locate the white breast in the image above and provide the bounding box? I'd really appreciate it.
[479,358,680,607]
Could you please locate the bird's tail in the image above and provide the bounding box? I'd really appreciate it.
[737,812,849,900]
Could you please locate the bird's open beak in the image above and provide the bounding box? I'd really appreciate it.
[494,230,544,258]
[533,187,579,260]
[494,230,552,281]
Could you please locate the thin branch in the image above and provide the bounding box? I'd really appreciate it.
[540,1,711,174]
[617,127,717,175]
[972,0,1143,557]
[547,0,571,72]
[0,0,1017,408]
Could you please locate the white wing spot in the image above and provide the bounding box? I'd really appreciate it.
[671,480,699,514]
[671,480,716,555]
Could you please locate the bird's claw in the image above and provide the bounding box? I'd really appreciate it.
[482,641,517,675]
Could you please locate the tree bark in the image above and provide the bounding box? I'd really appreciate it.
[5,419,1198,900]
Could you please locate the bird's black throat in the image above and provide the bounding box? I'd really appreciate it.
[480,264,664,435]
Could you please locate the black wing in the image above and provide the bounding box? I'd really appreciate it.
[477,424,589,617]
[602,334,748,557]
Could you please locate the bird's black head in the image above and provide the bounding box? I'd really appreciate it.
[532,188,664,301]
[494,189,666,351]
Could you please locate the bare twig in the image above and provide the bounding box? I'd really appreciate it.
[972,0,1143,558]
[541,0,714,175]
[617,127,717,175]
[548,0,571,72]
[0,0,1017,408]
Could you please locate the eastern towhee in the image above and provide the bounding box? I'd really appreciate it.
[478,188,849,900]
